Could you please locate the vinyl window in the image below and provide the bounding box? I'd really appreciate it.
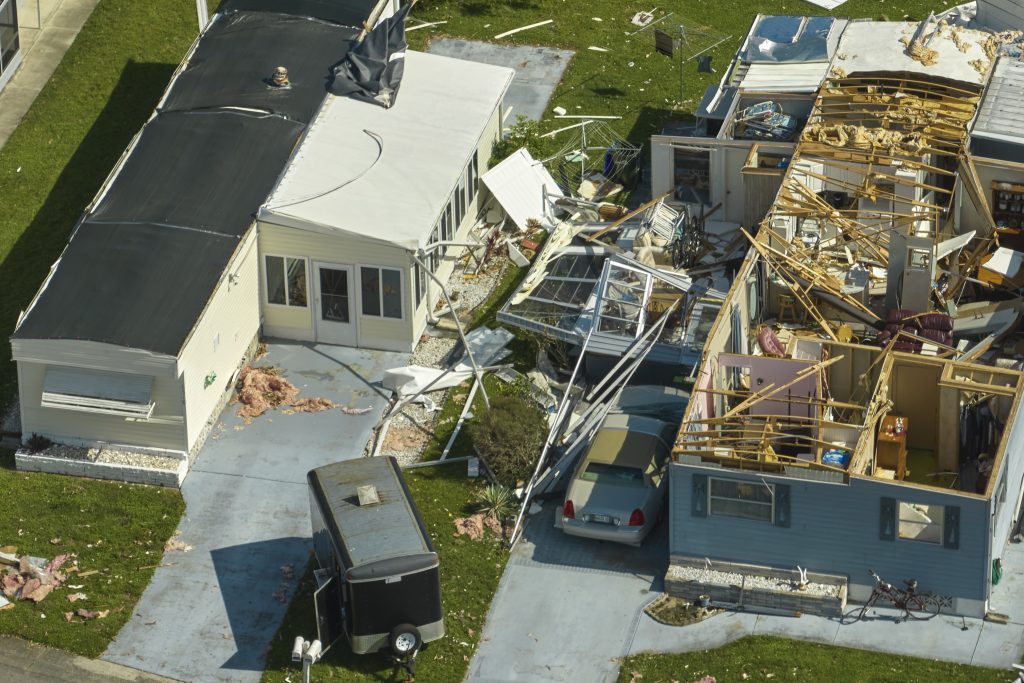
[898,502,944,544]
[265,255,307,308]
[467,154,479,204]
[360,266,403,320]
[709,477,774,522]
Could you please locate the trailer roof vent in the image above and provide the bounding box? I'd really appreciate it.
[356,484,381,506]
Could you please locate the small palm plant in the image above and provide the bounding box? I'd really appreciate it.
[474,483,516,522]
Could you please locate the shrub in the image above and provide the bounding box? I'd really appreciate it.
[26,433,52,453]
[469,395,547,487]
[474,483,517,521]
[489,115,557,167]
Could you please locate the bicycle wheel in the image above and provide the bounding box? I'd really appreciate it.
[904,593,939,620]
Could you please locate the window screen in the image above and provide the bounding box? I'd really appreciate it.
[709,478,774,522]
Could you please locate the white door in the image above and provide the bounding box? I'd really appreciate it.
[313,263,357,346]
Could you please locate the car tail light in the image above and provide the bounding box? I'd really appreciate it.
[628,509,645,526]
[563,500,575,520]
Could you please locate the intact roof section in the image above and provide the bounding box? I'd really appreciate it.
[832,21,994,86]
[309,456,433,570]
[219,0,383,27]
[160,11,358,123]
[260,50,514,251]
[89,111,304,238]
[90,111,304,238]
[11,222,238,354]
[972,57,1024,147]
[740,62,830,93]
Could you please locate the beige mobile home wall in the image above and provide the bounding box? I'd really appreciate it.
[179,228,261,449]
[258,223,415,351]
[258,102,503,352]
[12,339,186,452]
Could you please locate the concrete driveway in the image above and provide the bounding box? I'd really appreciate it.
[102,341,407,682]
[468,502,668,683]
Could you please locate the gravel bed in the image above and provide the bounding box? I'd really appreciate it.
[33,443,182,472]
[411,334,459,368]
[669,564,841,598]
[447,257,509,313]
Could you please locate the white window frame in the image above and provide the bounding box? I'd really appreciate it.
[708,476,775,523]
[264,254,309,309]
[41,366,155,419]
[467,153,479,204]
[897,501,944,545]
[359,265,405,321]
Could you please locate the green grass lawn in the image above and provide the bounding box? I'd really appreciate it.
[618,636,1015,682]
[261,461,508,683]
[0,450,185,657]
[0,0,209,406]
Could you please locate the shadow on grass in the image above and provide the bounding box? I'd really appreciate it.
[0,60,176,403]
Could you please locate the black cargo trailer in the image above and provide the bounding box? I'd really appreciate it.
[307,456,444,663]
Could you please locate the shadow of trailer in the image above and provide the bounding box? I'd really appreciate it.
[307,456,444,667]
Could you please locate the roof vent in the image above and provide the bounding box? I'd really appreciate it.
[356,484,380,506]
[270,65,290,88]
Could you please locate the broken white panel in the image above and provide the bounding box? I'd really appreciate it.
[382,327,515,397]
[482,148,563,231]
[982,247,1024,280]
[935,230,976,260]
[803,0,848,9]
[382,365,474,397]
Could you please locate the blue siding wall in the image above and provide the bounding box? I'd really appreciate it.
[670,462,991,604]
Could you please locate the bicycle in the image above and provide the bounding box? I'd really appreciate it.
[847,570,940,623]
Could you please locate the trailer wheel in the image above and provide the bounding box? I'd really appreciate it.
[389,624,422,656]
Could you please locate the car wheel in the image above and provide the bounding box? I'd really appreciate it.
[389,624,422,657]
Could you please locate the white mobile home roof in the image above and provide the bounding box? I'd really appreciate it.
[739,62,830,93]
[260,51,514,250]
[973,57,1024,146]
[831,21,993,87]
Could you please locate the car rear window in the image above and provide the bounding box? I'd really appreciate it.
[579,463,646,487]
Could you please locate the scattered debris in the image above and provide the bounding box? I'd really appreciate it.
[2,550,75,605]
[163,533,194,554]
[234,365,299,423]
[453,513,503,540]
[494,19,553,40]
[340,405,373,415]
[63,608,109,622]
[286,397,336,414]
[280,564,295,580]
[67,592,87,603]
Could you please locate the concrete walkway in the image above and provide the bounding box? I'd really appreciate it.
[102,342,408,683]
[427,39,573,123]
[0,0,100,150]
[469,502,1024,682]
[0,635,180,682]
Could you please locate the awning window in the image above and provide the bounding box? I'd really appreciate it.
[42,367,155,419]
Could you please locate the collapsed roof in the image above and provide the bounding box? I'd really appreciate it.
[671,16,1024,500]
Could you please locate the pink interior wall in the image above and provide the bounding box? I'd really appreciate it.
[718,353,818,418]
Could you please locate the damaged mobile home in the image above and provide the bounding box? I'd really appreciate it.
[8,0,511,464]
[662,14,1024,618]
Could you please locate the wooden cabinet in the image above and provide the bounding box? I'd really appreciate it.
[992,180,1024,230]
[876,415,909,480]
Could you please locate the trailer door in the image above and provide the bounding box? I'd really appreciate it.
[314,575,344,651]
